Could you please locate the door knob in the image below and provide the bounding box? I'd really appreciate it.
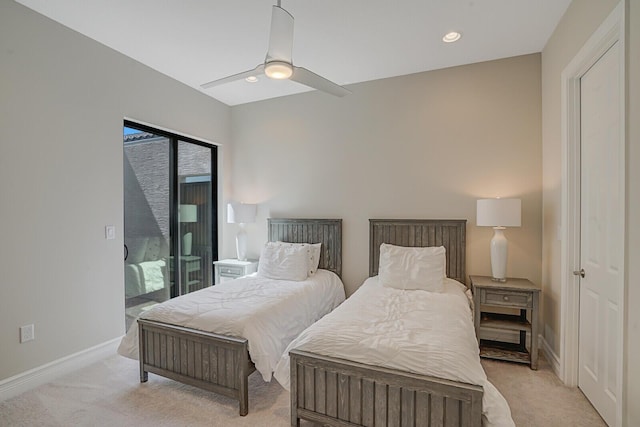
[573,269,585,278]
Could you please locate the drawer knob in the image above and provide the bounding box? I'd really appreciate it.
[503,296,509,301]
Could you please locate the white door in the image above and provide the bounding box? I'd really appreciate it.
[578,40,622,426]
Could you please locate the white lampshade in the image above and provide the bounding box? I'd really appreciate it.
[179,204,198,223]
[477,198,521,227]
[227,203,257,224]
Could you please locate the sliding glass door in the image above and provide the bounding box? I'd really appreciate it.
[176,140,214,294]
[123,122,217,329]
[123,128,171,329]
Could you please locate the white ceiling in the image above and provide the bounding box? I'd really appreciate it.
[15,0,571,106]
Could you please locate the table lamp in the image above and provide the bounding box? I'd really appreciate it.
[477,198,521,281]
[179,204,197,256]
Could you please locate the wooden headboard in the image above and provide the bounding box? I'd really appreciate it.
[267,218,342,278]
[369,219,467,283]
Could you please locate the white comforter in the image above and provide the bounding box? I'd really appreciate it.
[273,276,514,427]
[118,269,345,381]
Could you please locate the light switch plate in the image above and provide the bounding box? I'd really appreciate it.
[105,225,116,240]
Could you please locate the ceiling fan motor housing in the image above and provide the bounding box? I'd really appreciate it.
[264,61,293,79]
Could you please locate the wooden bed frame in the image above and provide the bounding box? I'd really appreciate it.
[138,218,342,416]
[290,219,484,427]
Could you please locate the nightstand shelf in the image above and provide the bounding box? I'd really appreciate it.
[470,275,541,370]
[479,340,531,364]
[480,312,531,332]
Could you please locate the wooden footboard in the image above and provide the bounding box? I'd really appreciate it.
[138,319,256,415]
[290,350,483,427]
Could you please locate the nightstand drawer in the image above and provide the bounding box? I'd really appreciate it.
[482,290,532,308]
[219,266,244,276]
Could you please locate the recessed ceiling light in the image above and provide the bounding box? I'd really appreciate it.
[245,76,258,83]
[442,31,462,43]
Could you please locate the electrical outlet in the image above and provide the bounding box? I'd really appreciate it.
[20,324,34,343]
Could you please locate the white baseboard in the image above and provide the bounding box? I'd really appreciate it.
[0,337,122,402]
[540,335,562,378]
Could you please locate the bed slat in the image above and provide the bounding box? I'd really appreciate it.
[445,397,461,427]
[401,388,416,427]
[201,345,209,381]
[304,365,315,411]
[187,340,195,377]
[388,386,401,427]
[226,348,235,388]
[338,373,350,421]
[416,391,430,427]
[431,395,445,426]
[349,376,362,424]
[362,379,374,427]
[166,335,174,371]
[327,371,338,418]
[315,366,327,414]
[375,382,388,426]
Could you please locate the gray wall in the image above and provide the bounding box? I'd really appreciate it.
[227,54,543,297]
[541,0,639,424]
[625,1,639,424]
[0,1,231,380]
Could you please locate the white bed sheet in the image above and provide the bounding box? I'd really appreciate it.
[118,269,345,381]
[273,276,514,427]
[125,259,166,298]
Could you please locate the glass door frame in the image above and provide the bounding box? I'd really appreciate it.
[124,120,218,298]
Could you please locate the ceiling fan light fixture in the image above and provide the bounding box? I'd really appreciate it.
[200,3,350,97]
[264,61,293,79]
[442,31,462,43]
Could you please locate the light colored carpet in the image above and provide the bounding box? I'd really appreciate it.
[482,357,606,427]
[0,354,605,427]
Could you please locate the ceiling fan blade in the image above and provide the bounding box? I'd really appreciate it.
[290,66,351,97]
[201,64,265,89]
[265,5,294,63]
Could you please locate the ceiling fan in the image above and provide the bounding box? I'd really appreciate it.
[201,1,350,97]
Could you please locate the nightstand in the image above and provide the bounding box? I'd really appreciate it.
[470,275,541,369]
[213,259,258,284]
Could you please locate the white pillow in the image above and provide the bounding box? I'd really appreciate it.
[257,242,310,281]
[144,236,162,261]
[378,243,446,292]
[127,237,148,264]
[276,241,322,276]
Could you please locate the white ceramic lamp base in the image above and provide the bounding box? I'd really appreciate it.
[490,227,508,281]
[183,232,193,256]
[236,225,248,261]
